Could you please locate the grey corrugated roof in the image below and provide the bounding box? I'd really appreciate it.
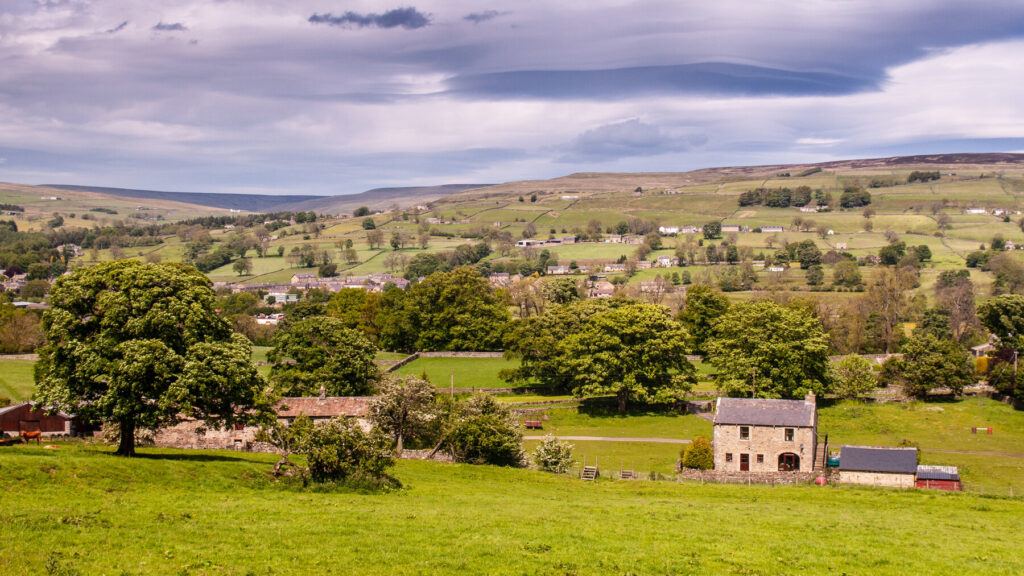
[839,445,918,474]
[713,397,815,427]
[916,465,960,481]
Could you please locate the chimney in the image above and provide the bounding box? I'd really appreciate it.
[805,390,816,406]
[319,385,326,399]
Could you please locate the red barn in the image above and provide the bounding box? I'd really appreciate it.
[916,465,962,491]
[0,402,80,437]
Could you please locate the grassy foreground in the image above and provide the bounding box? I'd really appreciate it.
[1,444,1022,575]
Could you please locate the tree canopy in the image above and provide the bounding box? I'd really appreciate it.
[268,316,380,396]
[704,299,831,398]
[34,261,270,456]
[891,333,974,398]
[676,284,730,355]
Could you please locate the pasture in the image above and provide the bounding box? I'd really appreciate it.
[0,443,1021,575]
[392,356,521,389]
[0,358,36,401]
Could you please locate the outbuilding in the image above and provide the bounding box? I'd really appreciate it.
[915,465,962,491]
[0,402,80,437]
[838,445,917,488]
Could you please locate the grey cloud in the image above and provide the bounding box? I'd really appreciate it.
[449,62,874,100]
[106,21,128,34]
[309,8,430,30]
[464,11,506,24]
[152,22,187,32]
[558,119,703,163]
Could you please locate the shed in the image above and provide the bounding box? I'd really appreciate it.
[838,445,917,488]
[0,402,79,436]
[915,465,962,491]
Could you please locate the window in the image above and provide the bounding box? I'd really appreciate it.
[757,454,764,464]
[725,453,733,462]
[785,428,795,441]
[739,426,750,440]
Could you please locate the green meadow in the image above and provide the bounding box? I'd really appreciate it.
[0,443,1021,576]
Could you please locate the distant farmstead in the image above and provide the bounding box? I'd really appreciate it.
[712,393,823,473]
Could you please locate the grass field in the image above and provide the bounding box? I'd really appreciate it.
[393,356,521,389]
[1,443,1022,575]
[0,358,37,401]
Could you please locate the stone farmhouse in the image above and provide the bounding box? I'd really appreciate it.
[712,393,824,473]
[837,445,918,488]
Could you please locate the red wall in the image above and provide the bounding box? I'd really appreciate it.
[0,404,74,433]
[916,479,962,492]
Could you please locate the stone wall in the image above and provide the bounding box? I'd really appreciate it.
[676,468,817,485]
[713,423,817,473]
[154,421,275,452]
[417,351,504,358]
[839,470,915,489]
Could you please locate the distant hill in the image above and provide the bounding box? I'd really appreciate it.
[43,185,325,212]
[278,184,490,214]
[43,183,490,215]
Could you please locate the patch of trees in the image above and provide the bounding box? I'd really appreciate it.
[267,317,380,396]
[839,186,872,208]
[404,241,491,278]
[737,186,813,208]
[797,167,822,177]
[908,171,941,183]
[0,204,24,212]
[89,207,117,214]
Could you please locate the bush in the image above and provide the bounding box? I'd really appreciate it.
[532,434,574,473]
[680,436,714,470]
[305,417,395,483]
[446,393,524,466]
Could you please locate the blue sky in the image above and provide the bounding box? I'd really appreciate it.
[0,1,1022,195]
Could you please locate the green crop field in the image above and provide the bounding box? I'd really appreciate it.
[1,443,1022,575]
[0,358,37,401]
[393,356,521,389]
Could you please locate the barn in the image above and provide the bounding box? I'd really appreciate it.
[838,445,918,488]
[0,402,80,437]
[916,465,963,491]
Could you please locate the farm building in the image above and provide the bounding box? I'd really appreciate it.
[0,402,81,437]
[838,445,918,488]
[712,393,822,473]
[915,465,962,491]
[760,226,784,233]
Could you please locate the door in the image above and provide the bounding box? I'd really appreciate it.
[740,453,749,471]
[778,453,800,472]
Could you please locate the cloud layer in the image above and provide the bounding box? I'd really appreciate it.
[0,1,1021,195]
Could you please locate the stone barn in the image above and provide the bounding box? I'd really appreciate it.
[838,445,918,488]
[154,396,372,451]
[712,393,821,473]
[0,402,80,437]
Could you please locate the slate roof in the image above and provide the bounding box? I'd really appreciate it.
[839,445,918,474]
[713,397,815,427]
[916,465,960,481]
[274,397,370,419]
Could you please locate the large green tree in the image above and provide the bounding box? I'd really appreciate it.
[368,375,436,454]
[978,294,1024,351]
[34,261,269,456]
[268,317,380,396]
[396,267,510,351]
[893,333,975,398]
[704,299,831,398]
[676,284,730,355]
[556,301,695,412]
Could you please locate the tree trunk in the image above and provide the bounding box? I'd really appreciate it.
[396,433,404,455]
[617,391,628,414]
[116,418,136,457]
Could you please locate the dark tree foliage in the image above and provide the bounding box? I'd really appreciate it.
[839,186,872,208]
[908,171,941,183]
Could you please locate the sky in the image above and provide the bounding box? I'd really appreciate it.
[0,1,1023,196]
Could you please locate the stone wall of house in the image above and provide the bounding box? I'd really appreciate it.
[839,470,915,489]
[713,423,817,473]
[154,421,269,452]
[676,468,817,485]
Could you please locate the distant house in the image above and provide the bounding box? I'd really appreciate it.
[915,465,962,491]
[291,273,317,287]
[834,242,848,250]
[561,195,580,200]
[635,260,653,270]
[605,235,624,244]
[0,402,81,437]
[721,225,741,233]
[964,208,987,215]
[488,273,512,288]
[588,280,615,298]
[659,226,680,235]
[679,226,700,235]
[254,313,284,326]
[515,239,542,247]
[712,394,821,473]
[799,206,819,213]
[546,265,571,275]
[265,292,299,306]
[655,255,678,268]
[838,445,918,488]
[768,266,786,272]
[971,340,997,358]
[1005,240,1016,251]
[603,263,626,273]
[760,226,784,233]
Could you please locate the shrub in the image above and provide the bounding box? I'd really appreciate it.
[680,436,714,470]
[446,393,524,466]
[305,417,395,483]
[830,354,877,399]
[532,434,574,473]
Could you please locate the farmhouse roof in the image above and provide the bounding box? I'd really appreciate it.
[274,397,369,418]
[916,465,960,481]
[0,401,75,419]
[839,445,918,474]
[713,397,815,427]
